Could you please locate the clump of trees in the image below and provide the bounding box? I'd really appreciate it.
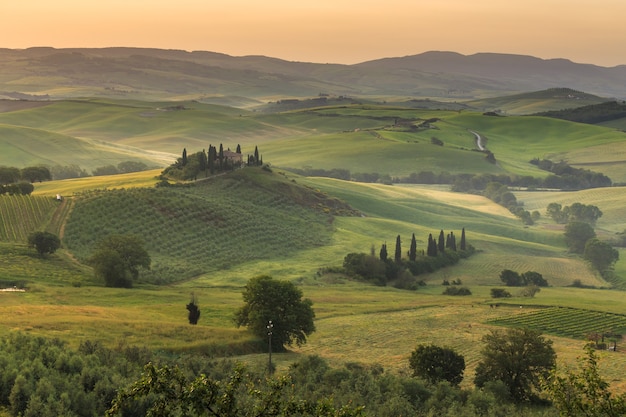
[342,228,474,290]
[483,182,537,225]
[546,202,602,224]
[499,270,548,287]
[0,166,51,185]
[92,161,149,177]
[234,275,315,351]
[88,234,151,288]
[162,144,262,181]
[530,158,612,189]
[564,221,619,276]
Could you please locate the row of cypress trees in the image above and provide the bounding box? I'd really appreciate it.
[380,228,467,263]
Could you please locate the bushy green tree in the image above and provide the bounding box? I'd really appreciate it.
[27,231,61,257]
[234,275,315,350]
[584,238,619,272]
[88,234,151,288]
[474,328,556,402]
[564,221,596,253]
[409,345,465,386]
[499,269,523,286]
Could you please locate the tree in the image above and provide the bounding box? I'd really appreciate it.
[438,230,445,253]
[427,233,437,257]
[546,202,566,223]
[88,234,151,288]
[27,231,61,257]
[181,148,187,166]
[521,271,548,287]
[186,293,201,325]
[545,345,626,417]
[584,238,619,272]
[379,243,388,262]
[564,221,596,253]
[0,166,20,184]
[20,166,51,183]
[409,233,417,262]
[491,288,512,298]
[394,234,402,263]
[499,269,523,286]
[474,328,556,402]
[409,344,465,386]
[234,275,315,350]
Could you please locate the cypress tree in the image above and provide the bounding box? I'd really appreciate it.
[438,230,445,253]
[236,144,241,153]
[182,148,187,166]
[380,243,388,261]
[409,233,417,262]
[427,234,437,257]
[450,231,457,251]
[394,235,402,263]
[254,146,260,166]
[460,228,466,251]
[218,143,224,170]
[208,145,216,174]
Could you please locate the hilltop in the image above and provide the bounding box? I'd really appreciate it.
[1,48,625,102]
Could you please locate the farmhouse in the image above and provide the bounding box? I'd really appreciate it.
[224,150,243,165]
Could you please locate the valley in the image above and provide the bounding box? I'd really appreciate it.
[1,48,626,415]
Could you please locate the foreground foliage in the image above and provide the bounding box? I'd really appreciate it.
[545,345,626,417]
[107,363,364,417]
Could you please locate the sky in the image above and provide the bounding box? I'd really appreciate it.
[2,0,625,67]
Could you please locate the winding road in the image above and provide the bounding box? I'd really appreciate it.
[469,130,485,151]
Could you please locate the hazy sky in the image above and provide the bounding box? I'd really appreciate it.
[2,0,625,66]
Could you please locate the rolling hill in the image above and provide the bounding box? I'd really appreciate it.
[2,99,626,182]
[1,47,625,102]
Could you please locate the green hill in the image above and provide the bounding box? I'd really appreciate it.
[467,88,607,115]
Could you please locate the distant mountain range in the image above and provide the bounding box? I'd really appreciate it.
[1,47,625,103]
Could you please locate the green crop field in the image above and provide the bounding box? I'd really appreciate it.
[0,195,58,242]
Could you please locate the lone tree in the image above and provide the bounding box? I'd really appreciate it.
[474,328,556,403]
[234,275,315,351]
[186,293,201,325]
[88,234,151,288]
[409,344,465,386]
[27,231,60,257]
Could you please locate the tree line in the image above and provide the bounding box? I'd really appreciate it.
[0,166,51,195]
[342,228,474,289]
[280,158,612,191]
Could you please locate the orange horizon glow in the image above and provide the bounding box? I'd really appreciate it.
[2,0,625,67]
